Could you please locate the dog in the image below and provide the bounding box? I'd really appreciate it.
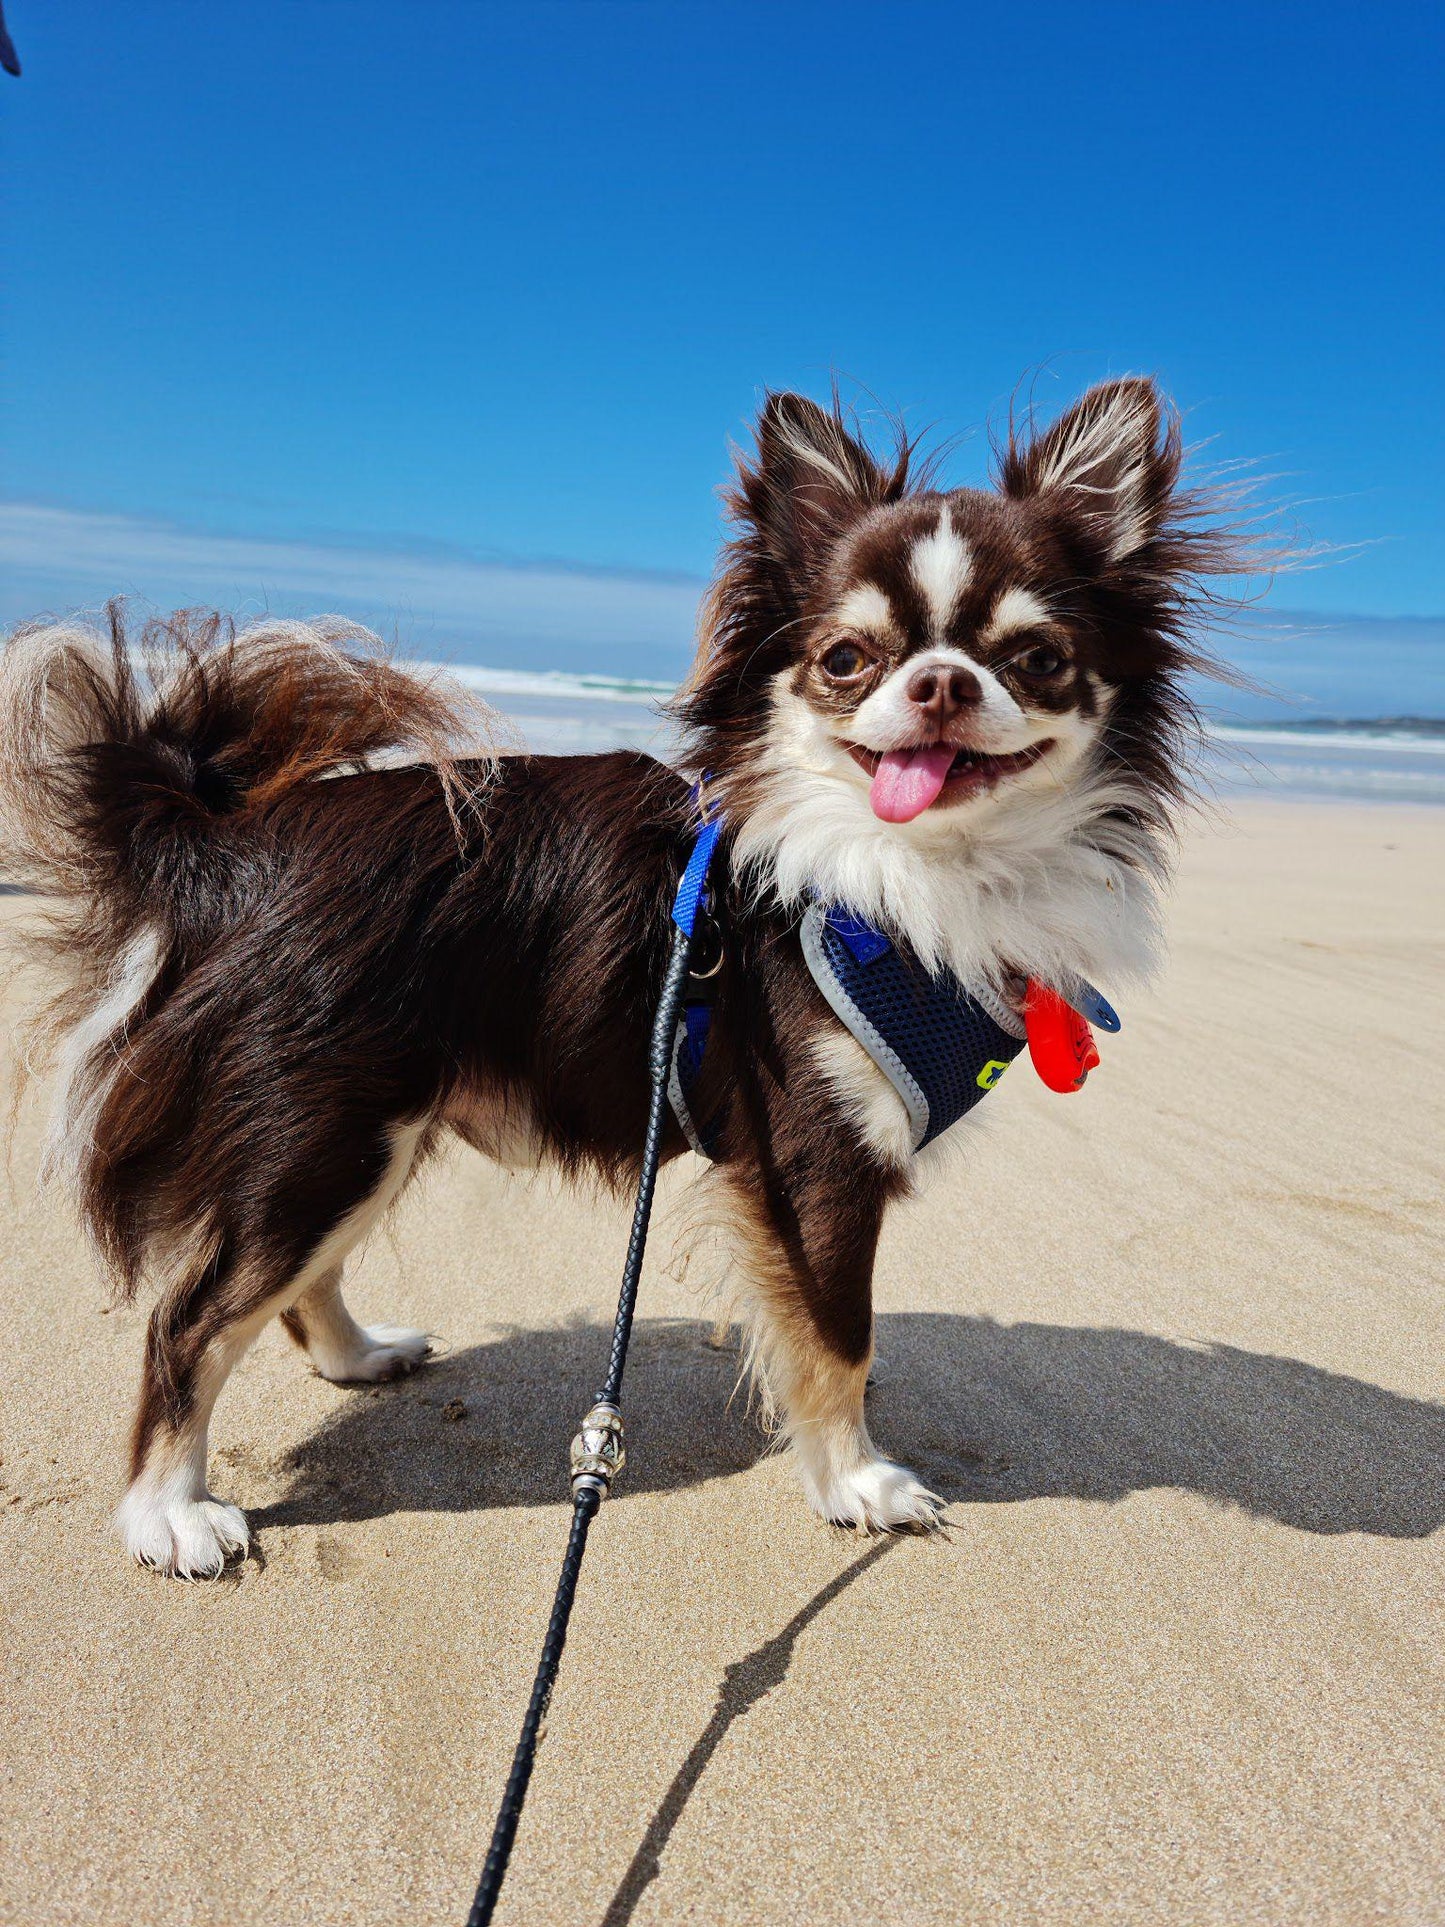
[0,377,1244,1576]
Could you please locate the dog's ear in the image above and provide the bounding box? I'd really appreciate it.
[1000,377,1181,564]
[738,392,897,596]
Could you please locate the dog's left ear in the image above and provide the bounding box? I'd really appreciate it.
[1000,377,1182,565]
[738,392,899,599]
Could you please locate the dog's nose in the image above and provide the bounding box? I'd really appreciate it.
[905,662,981,718]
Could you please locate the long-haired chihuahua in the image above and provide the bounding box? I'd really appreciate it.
[1,377,1244,1575]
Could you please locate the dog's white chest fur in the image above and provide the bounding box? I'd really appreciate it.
[731,683,1168,995]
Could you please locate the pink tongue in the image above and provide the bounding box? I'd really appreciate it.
[869,744,958,823]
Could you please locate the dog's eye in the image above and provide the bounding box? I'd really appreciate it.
[1016,644,1065,678]
[820,642,868,681]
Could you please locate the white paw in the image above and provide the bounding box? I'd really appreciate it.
[800,1452,944,1533]
[116,1478,250,1579]
[316,1324,433,1384]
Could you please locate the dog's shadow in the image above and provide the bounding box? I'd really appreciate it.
[251,1312,1445,1540]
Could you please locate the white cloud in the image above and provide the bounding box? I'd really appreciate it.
[0,499,705,678]
[5,498,1439,722]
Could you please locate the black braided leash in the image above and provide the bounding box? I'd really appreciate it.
[465,911,701,1926]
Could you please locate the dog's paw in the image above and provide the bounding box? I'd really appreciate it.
[801,1453,945,1534]
[116,1481,250,1579]
[316,1325,433,1384]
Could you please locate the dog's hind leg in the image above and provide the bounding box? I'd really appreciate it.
[280,1267,431,1383]
[116,1118,426,1578]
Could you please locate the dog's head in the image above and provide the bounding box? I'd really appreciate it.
[679,379,1234,899]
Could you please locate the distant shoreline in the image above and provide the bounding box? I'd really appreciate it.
[440,663,1445,805]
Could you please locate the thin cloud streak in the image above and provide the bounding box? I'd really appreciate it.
[3,499,1440,719]
[0,500,705,678]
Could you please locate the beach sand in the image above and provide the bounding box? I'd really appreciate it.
[1,798,1442,1926]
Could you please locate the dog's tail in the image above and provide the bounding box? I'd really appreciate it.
[0,601,490,903]
[0,603,494,1264]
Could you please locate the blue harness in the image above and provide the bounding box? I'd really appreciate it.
[667,817,1026,1159]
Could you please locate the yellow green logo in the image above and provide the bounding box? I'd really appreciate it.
[976,1059,1010,1090]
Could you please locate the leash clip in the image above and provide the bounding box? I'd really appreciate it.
[569,1401,626,1496]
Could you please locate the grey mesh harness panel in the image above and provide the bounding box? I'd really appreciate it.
[669,901,1026,1158]
[799,904,1025,1152]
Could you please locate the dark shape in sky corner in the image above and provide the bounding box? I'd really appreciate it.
[0,2,20,78]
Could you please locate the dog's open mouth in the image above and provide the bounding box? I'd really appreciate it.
[845,739,1053,822]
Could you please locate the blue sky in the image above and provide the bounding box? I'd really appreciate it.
[4,1,1442,699]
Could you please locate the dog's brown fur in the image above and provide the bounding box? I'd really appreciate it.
[0,379,1253,1572]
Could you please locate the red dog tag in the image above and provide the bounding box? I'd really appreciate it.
[1024,980,1101,1092]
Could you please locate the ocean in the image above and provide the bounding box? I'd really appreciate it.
[3,503,1439,800]
[5,492,1439,801]
[450,666,1445,806]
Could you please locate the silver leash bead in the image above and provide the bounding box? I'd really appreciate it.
[569,1401,626,1495]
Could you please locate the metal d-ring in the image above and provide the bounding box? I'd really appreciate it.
[688,916,724,980]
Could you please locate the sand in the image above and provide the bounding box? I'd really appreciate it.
[1,798,1442,1927]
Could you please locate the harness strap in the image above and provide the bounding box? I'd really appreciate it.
[672,814,721,938]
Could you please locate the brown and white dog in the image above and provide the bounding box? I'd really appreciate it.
[0,378,1242,1576]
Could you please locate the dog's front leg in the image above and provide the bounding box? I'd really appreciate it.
[723,1165,942,1533]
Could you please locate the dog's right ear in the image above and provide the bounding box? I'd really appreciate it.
[679,395,913,736]
[734,392,900,601]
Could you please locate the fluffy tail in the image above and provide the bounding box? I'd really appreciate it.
[0,602,492,900]
[0,603,495,1257]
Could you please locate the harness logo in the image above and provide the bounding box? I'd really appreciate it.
[976,1059,1011,1090]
